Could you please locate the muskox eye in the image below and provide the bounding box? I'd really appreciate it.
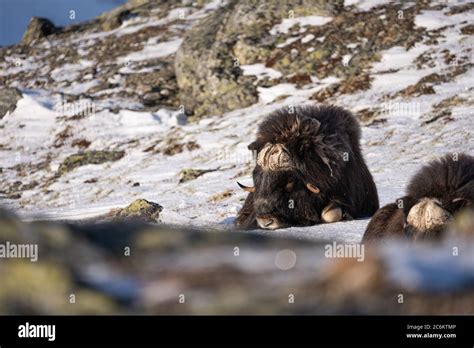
[286,181,294,191]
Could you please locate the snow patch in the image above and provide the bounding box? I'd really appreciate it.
[270,16,332,35]
[415,10,472,31]
[117,37,183,64]
[257,83,298,104]
[241,64,282,80]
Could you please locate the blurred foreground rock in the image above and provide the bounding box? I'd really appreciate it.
[0,208,473,315]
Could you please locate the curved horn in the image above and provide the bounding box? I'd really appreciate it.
[306,183,320,194]
[237,182,256,193]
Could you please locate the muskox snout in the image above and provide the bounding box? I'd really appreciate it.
[256,216,283,230]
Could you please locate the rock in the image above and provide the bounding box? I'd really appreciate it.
[115,199,163,223]
[1,207,474,314]
[460,24,474,35]
[58,151,125,176]
[21,17,58,45]
[101,9,132,31]
[175,4,257,118]
[0,88,22,119]
[175,0,339,118]
[178,168,215,183]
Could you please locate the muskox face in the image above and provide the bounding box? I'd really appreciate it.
[238,142,324,229]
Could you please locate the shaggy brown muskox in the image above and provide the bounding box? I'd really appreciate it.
[235,105,379,230]
[362,153,474,243]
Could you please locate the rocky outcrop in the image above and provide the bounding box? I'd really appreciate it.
[175,0,340,118]
[21,17,58,45]
[0,88,22,119]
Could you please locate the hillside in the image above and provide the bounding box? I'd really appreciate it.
[0,0,473,240]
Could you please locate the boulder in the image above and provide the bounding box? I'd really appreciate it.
[0,88,22,119]
[175,0,339,118]
[115,199,163,223]
[21,17,58,45]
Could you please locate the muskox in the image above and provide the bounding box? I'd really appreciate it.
[235,105,379,230]
[362,153,474,243]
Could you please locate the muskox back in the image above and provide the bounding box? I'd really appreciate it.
[362,153,474,243]
[236,104,379,229]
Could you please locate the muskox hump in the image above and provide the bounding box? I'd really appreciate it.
[407,153,474,212]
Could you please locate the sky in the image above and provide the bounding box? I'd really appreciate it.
[0,0,127,47]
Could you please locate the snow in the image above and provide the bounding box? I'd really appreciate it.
[50,60,94,82]
[276,36,300,48]
[117,37,183,64]
[1,4,473,248]
[64,79,102,95]
[341,54,352,67]
[0,56,40,76]
[257,84,298,104]
[301,34,315,44]
[415,10,473,31]
[270,15,333,35]
[345,0,393,11]
[241,64,282,80]
[371,44,429,72]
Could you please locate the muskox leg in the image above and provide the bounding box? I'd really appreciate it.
[235,192,258,229]
[321,203,343,223]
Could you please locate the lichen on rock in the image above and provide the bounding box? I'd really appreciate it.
[58,151,125,176]
[115,199,163,223]
[175,0,340,118]
[178,168,214,183]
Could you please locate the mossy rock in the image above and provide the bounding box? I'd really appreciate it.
[116,199,163,223]
[58,150,125,176]
[178,168,214,183]
[175,0,339,118]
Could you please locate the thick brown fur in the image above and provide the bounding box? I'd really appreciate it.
[235,104,379,229]
[362,153,474,243]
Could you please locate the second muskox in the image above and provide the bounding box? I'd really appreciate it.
[235,104,379,230]
[362,153,474,243]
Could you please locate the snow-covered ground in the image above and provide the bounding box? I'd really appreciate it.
[0,1,473,244]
